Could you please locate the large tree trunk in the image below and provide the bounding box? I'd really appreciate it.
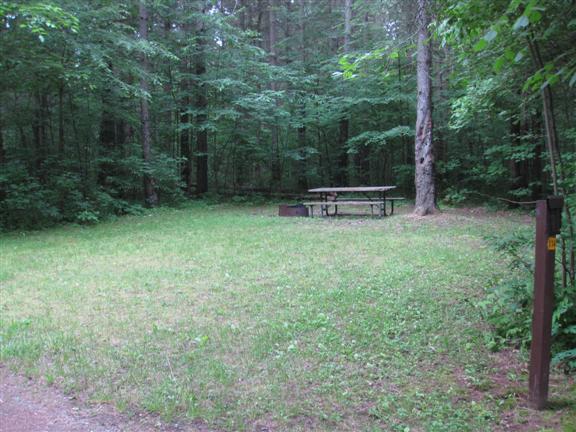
[180,93,193,194]
[0,108,5,164]
[139,0,159,206]
[413,0,436,216]
[177,1,193,194]
[337,0,352,186]
[269,0,282,189]
[355,2,371,185]
[296,0,308,191]
[195,1,208,195]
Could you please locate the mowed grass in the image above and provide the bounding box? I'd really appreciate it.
[0,203,559,430]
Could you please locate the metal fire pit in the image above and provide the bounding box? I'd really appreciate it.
[278,204,309,217]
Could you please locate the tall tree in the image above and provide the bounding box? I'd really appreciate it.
[195,0,209,195]
[413,0,435,215]
[269,0,282,188]
[177,0,193,194]
[0,109,5,165]
[138,0,159,206]
[336,0,352,186]
[296,0,308,191]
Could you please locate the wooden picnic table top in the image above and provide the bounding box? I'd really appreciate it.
[308,186,396,193]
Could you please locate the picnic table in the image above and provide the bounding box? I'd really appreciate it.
[304,186,403,217]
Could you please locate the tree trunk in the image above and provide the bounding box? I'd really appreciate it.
[58,84,65,155]
[296,0,308,191]
[337,117,349,185]
[356,5,372,185]
[413,0,436,216]
[527,37,561,195]
[509,118,529,194]
[0,107,5,164]
[139,0,159,206]
[239,0,247,30]
[528,35,575,286]
[98,90,116,186]
[32,93,49,173]
[195,1,208,195]
[177,1,193,194]
[181,99,193,194]
[343,0,352,53]
[269,0,282,188]
[531,113,543,201]
[336,0,352,186]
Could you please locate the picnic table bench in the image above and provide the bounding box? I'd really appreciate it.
[304,186,403,217]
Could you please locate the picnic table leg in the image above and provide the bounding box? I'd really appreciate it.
[320,193,328,217]
[383,191,388,217]
[321,203,337,217]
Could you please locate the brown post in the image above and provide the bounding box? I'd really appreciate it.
[529,196,563,409]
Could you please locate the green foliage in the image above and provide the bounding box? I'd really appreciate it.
[0,161,148,230]
[0,163,61,229]
[442,187,471,205]
[346,126,413,153]
[1,2,80,41]
[480,228,576,371]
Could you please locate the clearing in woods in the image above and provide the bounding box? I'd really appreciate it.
[0,204,574,431]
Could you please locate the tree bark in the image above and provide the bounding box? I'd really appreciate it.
[528,35,574,285]
[413,0,436,216]
[297,0,308,191]
[336,0,352,186]
[0,107,5,164]
[32,93,48,173]
[98,88,116,186]
[177,1,193,194]
[269,0,282,188]
[355,7,371,185]
[195,1,209,195]
[336,117,349,185]
[139,0,159,206]
[531,113,543,201]
[58,84,65,155]
[181,94,193,194]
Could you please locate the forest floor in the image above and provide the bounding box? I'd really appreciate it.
[0,203,574,431]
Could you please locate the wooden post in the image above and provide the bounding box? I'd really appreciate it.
[529,196,563,409]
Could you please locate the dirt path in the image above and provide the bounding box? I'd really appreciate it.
[0,368,210,432]
[1,355,573,431]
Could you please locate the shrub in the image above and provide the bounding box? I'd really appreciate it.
[480,227,576,372]
[0,162,61,229]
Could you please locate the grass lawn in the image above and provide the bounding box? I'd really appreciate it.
[1,203,574,431]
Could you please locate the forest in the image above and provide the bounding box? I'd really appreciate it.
[0,0,573,224]
[0,0,575,430]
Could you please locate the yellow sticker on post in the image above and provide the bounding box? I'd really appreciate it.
[547,236,557,251]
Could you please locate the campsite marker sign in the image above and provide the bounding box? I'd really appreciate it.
[529,196,563,410]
